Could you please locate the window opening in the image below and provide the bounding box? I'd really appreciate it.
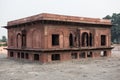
[34,54,39,61]
[52,54,60,61]
[21,53,24,58]
[71,53,77,59]
[52,34,59,46]
[79,52,86,58]
[101,35,106,46]
[10,52,14,57]
[69,33,74,47]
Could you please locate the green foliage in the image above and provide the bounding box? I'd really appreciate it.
[0,43,7,47]
[0,36,7,42]
[103,13,120,44]
[0,36,7,46]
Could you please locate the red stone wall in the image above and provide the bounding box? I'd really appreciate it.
[94,28,111,47]
[8,23,45,49]
[7,21,112,63]
[44,24,111,49]
[8,22,111,50]
[7,49,111,63]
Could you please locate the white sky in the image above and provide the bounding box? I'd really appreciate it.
[0,0,120,39]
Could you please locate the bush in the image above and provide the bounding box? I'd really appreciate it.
[0,43,7,47]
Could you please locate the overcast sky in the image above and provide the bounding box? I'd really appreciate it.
[0,0,120,39]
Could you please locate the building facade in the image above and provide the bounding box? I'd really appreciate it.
[5,13,113,63]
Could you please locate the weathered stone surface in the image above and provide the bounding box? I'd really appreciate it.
[5,13,112,63]
[7,13,111,26]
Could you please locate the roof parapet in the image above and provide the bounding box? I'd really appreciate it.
[7,13,111,26]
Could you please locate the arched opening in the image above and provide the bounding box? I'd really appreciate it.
[82,32,89,47]
[22,30,27,48]
[69,33,74,47]
[16,33,22,48]
[89,33,93,46]
[32,30,41,48]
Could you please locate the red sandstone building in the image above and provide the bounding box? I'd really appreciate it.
[5,13,113,63]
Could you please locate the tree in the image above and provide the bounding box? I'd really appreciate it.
[103,13,120,44]
[1,36,7,42]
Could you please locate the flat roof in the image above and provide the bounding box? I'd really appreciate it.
[7,13,111,26]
